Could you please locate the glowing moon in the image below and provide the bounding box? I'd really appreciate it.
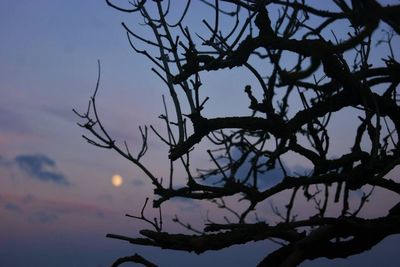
[111,174,123,187]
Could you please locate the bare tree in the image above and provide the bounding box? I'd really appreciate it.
[75,0,400,266]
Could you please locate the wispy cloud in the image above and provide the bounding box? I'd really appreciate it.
[29,210,59,224]
[14,154,69,186]
[132,179,145,187]
[4,202,21,212]
[0,193,117,225]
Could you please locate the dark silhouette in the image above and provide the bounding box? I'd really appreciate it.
[75,1,400,266]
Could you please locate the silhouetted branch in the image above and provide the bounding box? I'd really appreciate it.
[111,253,157,267]
[77,1,400,265]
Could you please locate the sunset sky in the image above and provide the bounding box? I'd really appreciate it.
[1,0,399,266]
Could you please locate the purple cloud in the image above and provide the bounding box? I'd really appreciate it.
[14,154,69,186]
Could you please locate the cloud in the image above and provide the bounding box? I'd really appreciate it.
[29,210,59,224]
[14,154,69,186]
[0,193,116,226]
[132,179,145,187]
[170,197,202,212]
[200,148,313,190]
[4,202,21,212]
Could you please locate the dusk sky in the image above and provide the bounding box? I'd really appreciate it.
[1,0,399,266]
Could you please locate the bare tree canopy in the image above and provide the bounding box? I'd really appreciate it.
[75,0,400,266]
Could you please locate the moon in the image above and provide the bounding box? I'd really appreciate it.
[111,174,123,187]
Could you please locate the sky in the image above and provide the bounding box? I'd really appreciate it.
[0,0,399,266]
